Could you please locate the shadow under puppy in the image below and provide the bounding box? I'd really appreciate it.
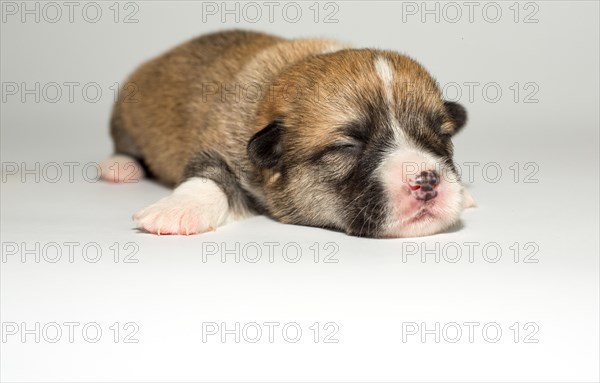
[101,30,475,238]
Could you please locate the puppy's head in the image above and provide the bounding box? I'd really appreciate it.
[248,49,468,238]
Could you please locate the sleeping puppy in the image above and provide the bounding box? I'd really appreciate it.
[101,30,475,238]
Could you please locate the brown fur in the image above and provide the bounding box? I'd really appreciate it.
[111,30,343,186]
[249,50,455,227]
[112,30,465,236]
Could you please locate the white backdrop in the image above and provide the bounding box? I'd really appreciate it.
[1,1,599,382]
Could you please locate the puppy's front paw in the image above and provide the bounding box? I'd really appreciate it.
[132,178,229,235]
[133,197,213,235]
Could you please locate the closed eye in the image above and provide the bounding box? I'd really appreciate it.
[334,120,370,146]
[330,141,359,150]
[310,139,364,164]
[326,139,364,153]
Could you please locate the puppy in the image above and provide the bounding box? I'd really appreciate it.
[101,30,475,238]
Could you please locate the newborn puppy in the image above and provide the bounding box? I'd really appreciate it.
[101,30,475,238]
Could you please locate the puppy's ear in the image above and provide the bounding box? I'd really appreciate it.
[444,101,468,135]
[247,120,283,168]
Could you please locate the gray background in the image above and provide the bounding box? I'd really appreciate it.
[1,1,599,381]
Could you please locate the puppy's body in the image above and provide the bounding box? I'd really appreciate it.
[105,30,473,237]
[113,31,285,185]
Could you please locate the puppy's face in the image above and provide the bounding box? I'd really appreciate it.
[248,49,468,238]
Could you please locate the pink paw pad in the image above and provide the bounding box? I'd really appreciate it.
[100,155,145,183]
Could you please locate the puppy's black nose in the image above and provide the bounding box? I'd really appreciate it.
[415,170,439,191]
[412,171,440,201]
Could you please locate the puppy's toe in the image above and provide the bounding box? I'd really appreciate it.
[133,197,214,236]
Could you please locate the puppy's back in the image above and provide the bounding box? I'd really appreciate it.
[111,30,283,185]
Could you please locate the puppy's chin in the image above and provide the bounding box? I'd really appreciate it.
[378,150,464,238]
[383,200,463,238]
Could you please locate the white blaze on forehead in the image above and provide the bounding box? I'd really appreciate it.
[374,56,394,103]
[373,55,409,147]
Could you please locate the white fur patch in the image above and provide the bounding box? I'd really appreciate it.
[320,42,348,54]
[374,56,394,97]
[373,56,410,149]
[377,149,465,238]
[133,177,231,235]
